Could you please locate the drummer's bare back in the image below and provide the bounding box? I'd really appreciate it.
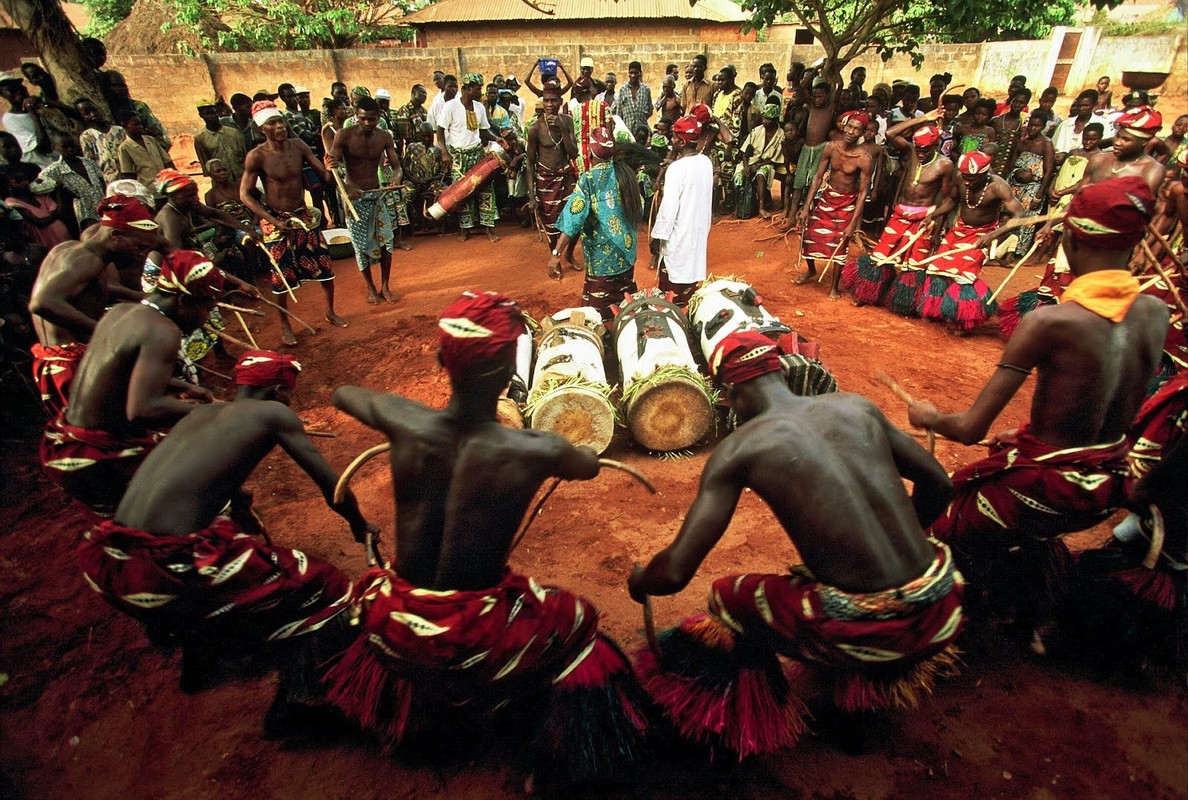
[243,138,317,212]
[333,387,598,591]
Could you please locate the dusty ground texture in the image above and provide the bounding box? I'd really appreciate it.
[2,212,1185,799]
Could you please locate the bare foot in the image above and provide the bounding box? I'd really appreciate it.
[381,287,399,303]
[828,289,841,301]
[396,241,412,251]
[280,325,298,347]
[485,228,500,243]
[366,290,380,305]
[459,228,470,242]
[794,270,816,285]
[326,312,349,328]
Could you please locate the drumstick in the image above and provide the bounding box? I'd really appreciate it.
[205,325,251,349]
[815,232,851,283]
[874,371,935,454]
[331,168,360,222]
[912,243,980,268]
[908,429,991,447]
[597,458,658,494]
[988,237,1043,306]
[641,589,661,661]
[1142,504,1166,571]
[259,244,299,303]
[1142,241,1188,320]
[305,429,336,438]
[1147,223,1185,272]
[217,302,266,317]
[878,212,935,267]
[333,441,391,505]
[232,311,259,349]
[194,362,232,381]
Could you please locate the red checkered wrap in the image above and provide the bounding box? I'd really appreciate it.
[30,342,86,418]
[802,188,858,264]
[928,424,1130,553]
[40,416,165,516]
[438,291,526,377]
[78,516,352,641]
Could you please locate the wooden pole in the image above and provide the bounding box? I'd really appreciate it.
[238,292,318,334]
[1142,241,1188,320]
[988,236,1043,306]
[1147,223,1185,272]
[331,169,360,222]
[194,362,232,381]
[874,371,935,454]
[217,302,266,317]
[205,325,251,349]
[233,311,259,349]
[259,246,299,303]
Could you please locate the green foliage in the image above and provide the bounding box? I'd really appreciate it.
[156,0,425,51]
[79,0,135,37]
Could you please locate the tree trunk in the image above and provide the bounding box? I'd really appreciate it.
[1,0,111,117]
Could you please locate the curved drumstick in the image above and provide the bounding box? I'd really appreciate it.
[874,370,935,454]
[597,458,658,494]
[987,237,1043,306]
[333,441,391,505]
[1142,505,1166,571]
[259,245,299,303]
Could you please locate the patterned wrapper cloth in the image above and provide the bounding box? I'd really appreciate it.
[78,516,352,642]
[260,207,335,295]
[633,541,964,758]
[40,417,166,516]
[847,203,932,313]
[583,272,639,318]
[323,567,648,785]
[30,342,86,418]
[1007,150,1045,256]
[1125,372,1188,492]
[802,188,858,265]
[917,218,999,330]
[534,161,576,248]
[447,144,498,229]
[347,189,396,270]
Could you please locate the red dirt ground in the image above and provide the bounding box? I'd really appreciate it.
[1,216,1185,799]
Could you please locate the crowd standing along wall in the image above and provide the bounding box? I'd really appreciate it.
[1,32,1182,138]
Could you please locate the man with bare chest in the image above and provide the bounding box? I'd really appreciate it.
[788,79,837,217]
[796,111,872,299]
[916,151,1025,332]
[29,194,159,416]
[330,96,403,305]
[1064,107,1165,197]
[526,88,578,257]
[40,251,222,515]
[849,111,956,313]
[909,178,1168,617]
[240,101,341,346]
[323,292,648,789]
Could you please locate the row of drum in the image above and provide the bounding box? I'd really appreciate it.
[498,278,839,455]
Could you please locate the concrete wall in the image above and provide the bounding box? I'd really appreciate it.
[3,31,1184,134]
[420,21,756,48]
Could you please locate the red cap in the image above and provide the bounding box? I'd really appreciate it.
[438,291,526,377]
[98,194,159,232]
[912,124,940,147]
[671,115,702,144]
[958,151,992,175]
[689,103,712,126]
[156,250,224,298]
[1066,176,1155,250]
[709,330,783,386]
[155,168,196,195]
[234,350,302,390]
[588,126,614,159]
[1114,107,1162,139]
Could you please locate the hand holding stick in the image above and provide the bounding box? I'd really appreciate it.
[331,169,360,222]
[875,370,935,454]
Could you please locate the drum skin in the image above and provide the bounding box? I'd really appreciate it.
[528,308,616,454]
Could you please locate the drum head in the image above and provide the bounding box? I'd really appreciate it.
[530,386,615,454]
[627,377,713,452]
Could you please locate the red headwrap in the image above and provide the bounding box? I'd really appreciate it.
[1065,176,1155,250]
[438,291,526,377]
[958,150,992,175]
[588,126,614,160]
[689,103,712,126]
[709,330,784,386]
[1114,107,1162,139]
[234,350,302,390]
[155,168,196,195]
[156,250,225,298]
[671,115,702,144]
[97,194,159,232]
[839,111,871,130]
[912,124,940,147]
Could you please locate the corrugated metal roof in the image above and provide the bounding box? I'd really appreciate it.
[401,0,750,25]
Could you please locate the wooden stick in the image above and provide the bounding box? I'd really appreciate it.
[1147,223,1185,272]
[233,311,259,349]
[1142,241,1188,319]
[988,236,1043,305]
[305,430,336,438]
[816,229,853,283]
[194,362,232,381]
[875,371,935,454]
[878,212,935,266]
[244,293,318,334]
[909,430,991,447]
[642,592,661,660]
[331,168,360,222]
[1142,504,1166,571]
[205,325,251,349]
[913,243,980,268]
[259,246,298,303]
[217,302,266,317]
[333,441,390,505]
[598,458,658,494]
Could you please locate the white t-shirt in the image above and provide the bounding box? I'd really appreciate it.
[2,111,52,167]
[1051,113,1115,154]
[651,153,713,284]
[438,97,489,150]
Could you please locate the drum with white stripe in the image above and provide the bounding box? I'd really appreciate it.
[686,277,791,363]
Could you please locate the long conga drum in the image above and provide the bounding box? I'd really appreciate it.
[686,276,791,363]
[428,150,507,220]
[526,307,616,454]
[497,325,535,430]
[613,290,714,452]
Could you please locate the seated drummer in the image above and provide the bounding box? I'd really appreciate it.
[325,291,648,789]
[78,349,374,727]
[40,250,220,516]
[629,330,961,758]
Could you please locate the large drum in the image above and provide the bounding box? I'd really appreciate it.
[613,290,714,452]
[427,151,507,220]
[686,277,791,363]
[526,307,616,454]
[497,325,535,430]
